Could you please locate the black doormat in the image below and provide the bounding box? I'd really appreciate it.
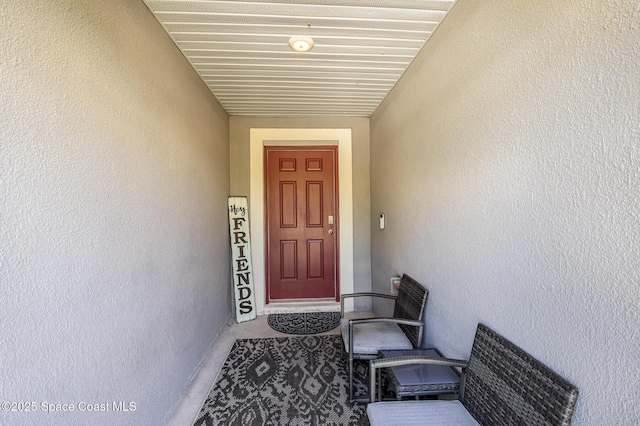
[193,335,369,425]
[267,311,341,335]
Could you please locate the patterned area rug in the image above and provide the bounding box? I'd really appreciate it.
[193,335,369,426]
[267,312,341,335]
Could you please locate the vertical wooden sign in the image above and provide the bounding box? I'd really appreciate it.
[228,196,256,323]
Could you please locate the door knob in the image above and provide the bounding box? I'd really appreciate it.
[328,229,334,234]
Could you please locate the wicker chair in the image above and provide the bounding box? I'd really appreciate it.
[340,274,428,402]
[367,323,579,426]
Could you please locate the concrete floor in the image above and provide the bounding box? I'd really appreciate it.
[164,313,370,426]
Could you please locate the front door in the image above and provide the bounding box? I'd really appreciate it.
[265,146,339,302]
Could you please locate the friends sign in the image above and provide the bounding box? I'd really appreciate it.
[228,196,256,323]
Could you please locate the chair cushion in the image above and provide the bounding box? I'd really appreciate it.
[341,318,413,355]
[367,400,480,426]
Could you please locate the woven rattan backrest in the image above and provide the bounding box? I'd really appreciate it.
[462,324,579,426]
[392,274,428,348]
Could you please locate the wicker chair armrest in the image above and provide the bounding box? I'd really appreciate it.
[340,292,397,316]
[348,317,423,328]
[371,355,468,369]
[369,355,468,403]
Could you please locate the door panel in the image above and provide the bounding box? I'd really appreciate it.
[280,182,296,227]
[306,182,323,226]
[307,240,324,279]
[265,146,338,301]
[280,241,297,279]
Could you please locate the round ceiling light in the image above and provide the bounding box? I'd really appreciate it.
[288,36,314,52]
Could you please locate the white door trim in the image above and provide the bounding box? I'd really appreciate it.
[250,128,354,315]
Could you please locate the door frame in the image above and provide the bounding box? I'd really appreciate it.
[264,145,340,303]
[250,128,354,315]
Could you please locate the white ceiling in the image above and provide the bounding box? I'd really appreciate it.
[143,0,457,117]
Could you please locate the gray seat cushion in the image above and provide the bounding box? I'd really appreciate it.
[341,318,413,355]
[367,400,480,426]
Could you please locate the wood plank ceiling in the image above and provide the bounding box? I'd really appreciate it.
[142,0,457,117]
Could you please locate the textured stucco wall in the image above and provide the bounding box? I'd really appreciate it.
[229,117,372,301]
[0,1,230,425]
[370,0,639,424]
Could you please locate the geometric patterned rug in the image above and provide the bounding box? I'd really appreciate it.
[266,312,341,335]
[193,335,369,425]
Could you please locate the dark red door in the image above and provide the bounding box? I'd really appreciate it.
[265,146,338,301]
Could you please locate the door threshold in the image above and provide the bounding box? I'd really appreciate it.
[263,300,340,314]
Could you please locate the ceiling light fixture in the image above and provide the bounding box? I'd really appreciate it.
[288,35,314,52]
[289,19,314,52]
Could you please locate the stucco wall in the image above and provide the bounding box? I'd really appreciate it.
[229,117,372,303]
[0,1,230,425]
[370,0,639,424]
